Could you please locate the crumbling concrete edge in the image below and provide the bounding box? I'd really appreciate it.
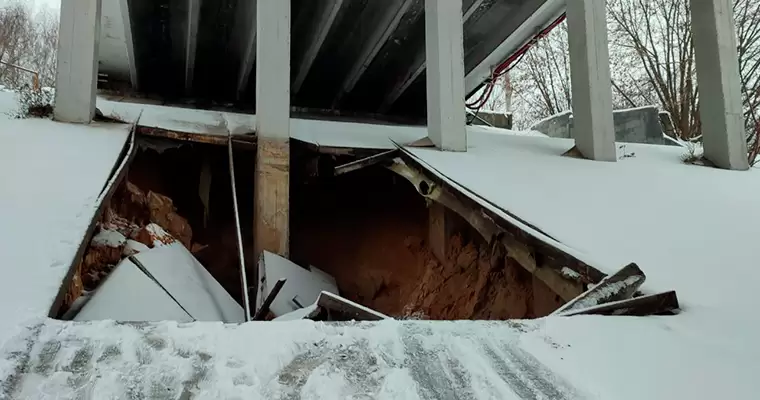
[385,154,591,302]
[47,122,138,318]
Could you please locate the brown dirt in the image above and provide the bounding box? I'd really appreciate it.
[291,164,559,319]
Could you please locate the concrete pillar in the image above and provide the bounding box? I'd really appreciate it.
[254,0,291,257]
[567,0,616,161]
[691,0,749,170]
[425,0,467,151]
[54,0,102,124]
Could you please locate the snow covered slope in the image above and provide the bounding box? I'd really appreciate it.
[1,89,759,399]
[0,91,130,356]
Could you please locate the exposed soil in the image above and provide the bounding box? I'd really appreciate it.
[291,163,564,319]
[61,141,256,315]
[64,143,563,320]
[125,142,257,304]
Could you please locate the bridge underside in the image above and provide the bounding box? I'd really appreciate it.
[98,0,558,119]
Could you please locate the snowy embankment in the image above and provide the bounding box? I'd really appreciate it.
[1,90,760,398]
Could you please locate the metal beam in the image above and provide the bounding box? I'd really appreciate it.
[378,0,486,113]
[333,149,398,176]
[332,0,415,107]
[293,0,345,94]
[184,0,202,93]
[119,0,138,89]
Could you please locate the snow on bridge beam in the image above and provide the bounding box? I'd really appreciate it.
[378,0,486,114]
[332,0,415,108]
[690,0,749,171]
[567,0,616,161]
[425,0,466,151]
[54,0,102,124]
[292,0,345,95]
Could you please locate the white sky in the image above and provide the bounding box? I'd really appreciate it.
[0,0,59,12]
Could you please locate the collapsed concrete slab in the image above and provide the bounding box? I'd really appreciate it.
[255,251,339,318]
[75,242,245,322]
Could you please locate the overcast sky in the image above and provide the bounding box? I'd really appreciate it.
[0,0,59,12]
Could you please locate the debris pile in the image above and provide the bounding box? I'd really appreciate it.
[62,181,197,312]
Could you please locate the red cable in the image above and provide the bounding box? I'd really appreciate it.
[467,13,567,111]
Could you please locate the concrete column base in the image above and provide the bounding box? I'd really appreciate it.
[254,138,290,258]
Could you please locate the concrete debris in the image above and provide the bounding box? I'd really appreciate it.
[258,251,387,321]
[61,181,196,315]
[74,243,245,323]
[273,291,390,322]
[256,251,339,319]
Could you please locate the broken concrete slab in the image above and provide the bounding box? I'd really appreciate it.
[256,251,339,318]
[272,291,389,322]
[74,243,244,323]
[74,258,194,322]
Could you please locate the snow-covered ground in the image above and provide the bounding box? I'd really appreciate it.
[1,89,760,398]
[0,92,131,390]
[407,131,760,399]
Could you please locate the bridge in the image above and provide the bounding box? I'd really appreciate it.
[96,0,564,118]
[54,0,750,259]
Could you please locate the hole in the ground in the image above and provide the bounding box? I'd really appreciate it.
[291,157,566,319]
[60,140,568,322]
[59,139,256,321]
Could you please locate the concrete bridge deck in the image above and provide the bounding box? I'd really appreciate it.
[99,0,563,118]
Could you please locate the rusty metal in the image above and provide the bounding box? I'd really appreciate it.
[49,124,138,317]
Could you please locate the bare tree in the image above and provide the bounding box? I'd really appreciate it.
[0,2,36,88]
[0,1,59,90]
[607,0,701,140]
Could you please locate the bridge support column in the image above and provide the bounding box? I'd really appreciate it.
[691,0,749,170]
[254,0,291,258]
[567,0,616,161]
[425,0,467,151]
[54,0,101,124]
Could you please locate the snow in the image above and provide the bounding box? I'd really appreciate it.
[257,251,339,317]
[123,239,149,256]
[74,258,194,323]
[558,275,644,313]
[2,87,760,398]
[133,243,245,323]
[273,304,319,321]
[560,267,581,280]
[0,113,130,349]
[90,228,126,248]
[403,129,760,398]
[530,109,572,130]
[98,97,546,150]
[6,319,587,399]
